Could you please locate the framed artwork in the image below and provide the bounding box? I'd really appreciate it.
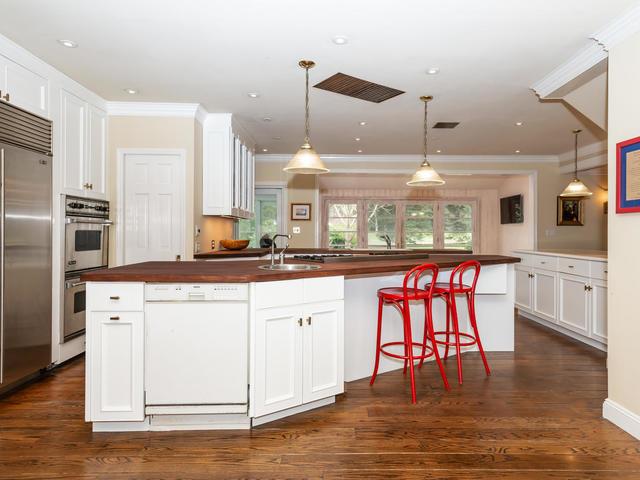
[557,197,584,226]
[291,203,311,221]
[616,135,640,213]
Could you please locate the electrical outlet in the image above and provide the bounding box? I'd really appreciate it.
[211,240,216,250]
[292,226,301,234]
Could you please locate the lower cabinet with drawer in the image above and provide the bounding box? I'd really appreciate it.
[251,277,345,419]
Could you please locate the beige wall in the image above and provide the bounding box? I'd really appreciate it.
[498,175,535,255]
[606,30,640,420]
[107,116,233,262]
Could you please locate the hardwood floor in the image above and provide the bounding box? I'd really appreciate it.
[1,315,639,479]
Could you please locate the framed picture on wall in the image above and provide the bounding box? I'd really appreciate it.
[291,203,312,221]
[557,197,584,226]
[616,135,640,213]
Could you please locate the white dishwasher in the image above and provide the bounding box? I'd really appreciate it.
[145,283,249,414]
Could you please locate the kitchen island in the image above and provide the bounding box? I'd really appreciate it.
[82,253,519,432]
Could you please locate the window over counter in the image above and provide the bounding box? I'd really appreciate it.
[237,187,284,247]
[321,199,476,251]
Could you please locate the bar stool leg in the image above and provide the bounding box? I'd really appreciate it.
[444,294,452,360]
[419,299,429,369]
[426,297,450,390]
[370,296,384,386]
[467,292,491,376]
[450,294,464,385]
[402,305,417,404]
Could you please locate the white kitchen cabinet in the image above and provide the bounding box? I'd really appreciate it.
[558,273,590,336]
[61,90,107,199]
[514,265,533,312]
[532,269,557,323]
[0,54,48,118]
[202,113,255,218]
[590,279,608,343]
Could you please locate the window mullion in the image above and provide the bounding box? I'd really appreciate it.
[396,201,405,248]
[434,201,444,249]
[358,199,366,249]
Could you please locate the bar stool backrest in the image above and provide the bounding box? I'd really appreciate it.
[402,263,440,301]
[449,260,481,293]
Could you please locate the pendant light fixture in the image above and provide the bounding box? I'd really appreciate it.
[407,96,445,187]
[283,60,329,174]
[560,129,593,197]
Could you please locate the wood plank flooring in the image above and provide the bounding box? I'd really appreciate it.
[1,315,639,479]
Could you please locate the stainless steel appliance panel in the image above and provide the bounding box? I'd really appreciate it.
[0,142,52,387]
[64,218,109,272]
[63,276,85,341]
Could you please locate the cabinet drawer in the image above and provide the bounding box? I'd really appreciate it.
[255,279,304,309]
[557,257,589,277]
[532,255,558,271]
[303,276,344,303]
[590,262,608,281]
[515,253,532,267]
[87,282,144,312]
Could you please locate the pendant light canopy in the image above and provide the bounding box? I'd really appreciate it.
[407,96,445,187]
[560,129,593,197]
[283,60,329,174]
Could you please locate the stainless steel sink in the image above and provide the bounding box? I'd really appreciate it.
[258,264,321,271]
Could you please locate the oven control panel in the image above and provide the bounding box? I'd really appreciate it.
[65,195,110,218]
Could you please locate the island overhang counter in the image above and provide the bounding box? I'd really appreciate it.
[82,254,519,432]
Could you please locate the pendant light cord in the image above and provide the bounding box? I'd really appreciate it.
[304,65,310,144]
[423,99,429,166]
[573,129,579,179]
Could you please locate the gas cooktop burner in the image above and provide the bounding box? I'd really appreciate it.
[293,254,354,263]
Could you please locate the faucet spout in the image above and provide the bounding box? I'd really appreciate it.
[271,233,292,266]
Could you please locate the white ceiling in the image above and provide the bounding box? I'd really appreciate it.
[1,0,635,155]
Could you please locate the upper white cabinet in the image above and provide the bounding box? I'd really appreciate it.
[61,90,107,199]
[0,54,48,118]
[202,114,254,218]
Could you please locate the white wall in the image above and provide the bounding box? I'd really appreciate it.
[498,175,535,255]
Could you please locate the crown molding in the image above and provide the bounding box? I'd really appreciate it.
[531,42,607,98]
[256,153,559,165]
[590,4,640,51]
[106,102,203,117]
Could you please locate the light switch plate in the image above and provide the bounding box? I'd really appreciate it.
[292,226,301,234]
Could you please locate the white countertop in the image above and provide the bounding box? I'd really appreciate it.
[513,249,607,262]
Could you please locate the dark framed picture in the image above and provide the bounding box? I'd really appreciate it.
[616,135,640,213]
[557,197,584,226]
[291,203,311,221]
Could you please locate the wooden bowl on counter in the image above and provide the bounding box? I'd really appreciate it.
[219,239,250,250]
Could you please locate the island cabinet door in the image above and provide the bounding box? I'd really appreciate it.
[557,273,589,336]
[253,306,304,417]
[88,312,144,422]
[532,269,557,323]
[514,266,533,312]
[302,301,345,404]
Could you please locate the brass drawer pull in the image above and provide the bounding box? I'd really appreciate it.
[109,295,120,300]
[109,316,120,321]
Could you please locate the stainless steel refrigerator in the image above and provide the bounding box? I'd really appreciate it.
[0,100,52,394]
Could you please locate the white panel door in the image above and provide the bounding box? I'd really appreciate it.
[532,269,557,322]
[87,106,107,199]
[514,266,533,312]
[253,306,303,417]
[61,90,86,195]
[1,55,48,117]
[590,279,608,343]
[558,273,589,336]
[122,152,184,264]
[89,312,144,421]
[302,301,344,404]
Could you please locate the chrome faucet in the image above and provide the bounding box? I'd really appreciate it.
[271,234,292,266]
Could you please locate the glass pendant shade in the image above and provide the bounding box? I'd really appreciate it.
[407,161,445,186]
[283,142,329,174]
[560,178,593,197]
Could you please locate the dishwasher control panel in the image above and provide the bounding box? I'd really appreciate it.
[145,283,249,302]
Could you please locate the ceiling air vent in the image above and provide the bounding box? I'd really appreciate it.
[314,73,404,103]
[433,122,460,129]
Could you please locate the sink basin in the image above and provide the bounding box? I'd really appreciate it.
[258,264,321,271]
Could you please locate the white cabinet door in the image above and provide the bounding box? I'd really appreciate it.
[0,55,48,118]
[61,90,87,195]
[590,279,608,343]
[558,274,589,336]
[532,269,557,322]
[302,301,344,404]
[253,306,303,417]
[87,105,107,199]
[89,312,144,421]
[514,266,533,312]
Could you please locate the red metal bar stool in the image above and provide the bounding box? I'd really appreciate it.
[424,260,490,385]
[370,263,450,403]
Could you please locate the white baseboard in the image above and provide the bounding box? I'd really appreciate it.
[519,311,607,352]
[252,396,335,427]
[603,398,640,440]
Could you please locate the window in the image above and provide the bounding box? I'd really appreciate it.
[322,199,476,251]
[327,203,358,249]
[237,188,283,247]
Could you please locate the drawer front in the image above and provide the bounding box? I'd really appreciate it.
[557,257,589,277]
[515,253,532,267]
[87,282,144,312]
[590,261,608,281]
[303,276,344,303]
[255,279,304,309]
[532,255,558,271]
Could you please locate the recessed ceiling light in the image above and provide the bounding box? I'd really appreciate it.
[262,148,268,152]
[436,149,442,153]
[359,121,367,126]
[262,117,272,122]
[426,67,440,75]
[515,121,523,126]
[272,136,281,140]
[332,36,349,45]
[515,150,521,153]
[357,149,363,153]
[247,92,260,98]
[124,88,138,95]
[355,137,361,141]
[58,39,78,48]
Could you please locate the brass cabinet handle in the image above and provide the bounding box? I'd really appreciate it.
[568,265,574,269]
[109,316,120,321]
[0,92,9,102]
[83,182,90,189]
[109,295,120,300]
[298,318,303,327]
[306,316,312,326]
[89,183,94,190]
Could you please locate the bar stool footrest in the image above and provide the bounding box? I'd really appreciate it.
[380,341,435,361]
[432,331,477,347]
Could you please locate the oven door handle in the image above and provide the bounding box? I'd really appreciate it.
[65,218,113,226]
[69,281,86,288]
